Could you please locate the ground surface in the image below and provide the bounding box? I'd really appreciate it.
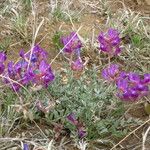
[0,0,150,150]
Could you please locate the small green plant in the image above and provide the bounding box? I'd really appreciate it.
[52,8,65,20]
[52,8,79,22]
[52,31,63,50]
[0,38,11,52]
[131,34,143,47]
[21,0,32,9]
[11,14,30,43]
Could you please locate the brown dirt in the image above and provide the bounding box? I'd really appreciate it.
[110,0,150,15]
[124,0,150,14]
[119,103,150,150]
[0,0,150,149]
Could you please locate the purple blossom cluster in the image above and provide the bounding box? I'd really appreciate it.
[67,113,86,138]
[0,45,55,91]
[98,28,122,56]
[61,32,84,71]
[117,72,150,101]
[102,64,150,101]
[61,32,82,54]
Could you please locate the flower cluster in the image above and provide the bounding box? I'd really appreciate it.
[61,32,84,71]
[67,113,86,138]
[117,72,150,101]
[98,28,122,56]
[61,32,82,54]
[102,64,150,101]
[1,45,54,91]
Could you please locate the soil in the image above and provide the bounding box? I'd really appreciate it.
[120,103,150,150]
[110,0,150,14]
[0,0,150,149]
[124,0,150,14]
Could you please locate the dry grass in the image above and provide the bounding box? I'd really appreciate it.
[0,0,150,150]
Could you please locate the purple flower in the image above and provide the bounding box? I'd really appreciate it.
[25,45,48,63]
[98,28,121,56]
[0,52,6,62]
[7,61,16,78]
[21,71,33,85]
[119,71,128,78]
[108,29,121,44]
[23,143,29,150]
[33,60,55,87]
[15,60,28,75]
[39,60,49,73]
[102,64,120,81]
[117,89,139,101]
[128,72,140,83]
[43,72,55,87]
[67,113,78,125]
[71,59,84,71]
[141,74,150,84]
[67,113,86,138]
[61,32,82,54]
[33,45,48,59]
[115,47,122,55]
[135,84,148,91]
[31,54,38,63]
[12,83,21,91]
[19,49,25,58]
[0,52,6,74]
[15,62,22,74]
[116,78,128,92]
[78,128,86,138]
[135,84,149,97]
[0,63,5,74]
[6,60,32,90]
[75,48,81,57]
[126,88,139,100]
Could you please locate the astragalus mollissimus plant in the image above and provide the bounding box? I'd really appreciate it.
[0,26,149,150]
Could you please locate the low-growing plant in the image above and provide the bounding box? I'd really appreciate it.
[21,0,32,9]
[52,31,63,50]
[0,27,149,149]
[0,38,11,52]
[11,14,30,43]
